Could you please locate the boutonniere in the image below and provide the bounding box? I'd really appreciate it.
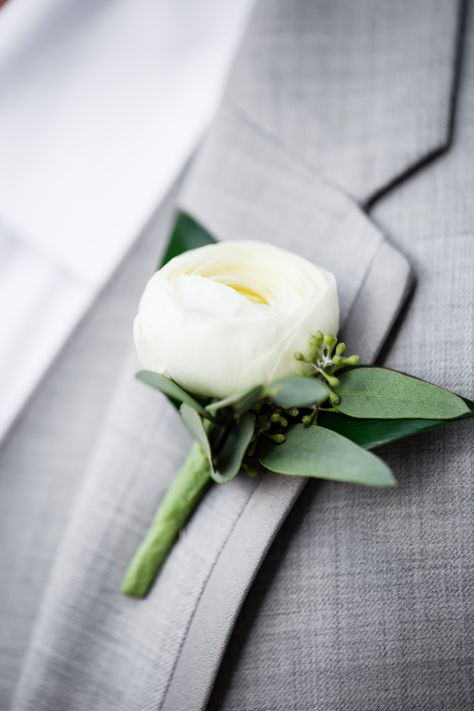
[121,214,473,598]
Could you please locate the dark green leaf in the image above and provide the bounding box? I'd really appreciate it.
[136,371,213,421]
[317,411,460,450]
[180,404,212,459]
[207,385,264,418]
[464,397,474,412]
[258,424,395,487]
[267,376,330,408]
[212,414,256,484]
[336,367,470,420]
[159,212,215,268]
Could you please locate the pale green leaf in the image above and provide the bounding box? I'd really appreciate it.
[267,376,330,408]
[207,385,263,418]
[136,371,213,421]
[336,367,470,420]
[258,424,395,487]
[179,404,212,459]
[212,413,256,484]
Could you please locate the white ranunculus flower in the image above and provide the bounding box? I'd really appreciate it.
[134,241,339,398]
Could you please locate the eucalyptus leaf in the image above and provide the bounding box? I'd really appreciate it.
[258,424,395,487]
[136,371,213,421]
[207,385,264,418]
[336,367,470,420]
[212,413,256,484]
[180,404,212,459]
[267,376,330,408]
[159,212,215,268]
[464,397,474,412]
[317,411,461,450]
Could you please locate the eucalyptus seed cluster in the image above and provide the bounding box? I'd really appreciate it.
[244,400,302,476]
[293,332,359,426]
[249,332,359,449]
[247,401,302,453]
[295,332,359,397]
[242,333,360,476]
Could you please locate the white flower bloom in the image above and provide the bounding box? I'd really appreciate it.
[134,241,339,398]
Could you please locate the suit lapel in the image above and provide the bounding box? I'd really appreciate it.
[14,118,410,711]
[179,103,413,361]
[223,0,465,203]
[161,1,464,706]
[160,103,412,711]
[14,2,464,710]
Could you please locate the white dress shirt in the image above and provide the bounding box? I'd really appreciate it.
[0,0,254,440]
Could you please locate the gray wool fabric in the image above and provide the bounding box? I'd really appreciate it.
[2,0,474,710]
[224,0,462,202]
[10,129,409,711]
[0,183,182,709]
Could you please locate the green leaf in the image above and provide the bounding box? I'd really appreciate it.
[207,385,264,418]
[317,411,457,450]
[136,371,213,421]
[181,405,255,485]
[159,212,215,268]
[336,367,470,420]
[180,404,212,459]
[267,376,330,408]
[464,397,474,412]
[212,413,256,484]
[258,424,395,487]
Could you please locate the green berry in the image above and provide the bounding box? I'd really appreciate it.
[344,355,360,365]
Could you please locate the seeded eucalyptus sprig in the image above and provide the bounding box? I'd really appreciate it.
[295,331,360,404]
[246,332,360,446]
[122,332,472,598]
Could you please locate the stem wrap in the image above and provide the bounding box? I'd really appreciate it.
[121,442,211,598]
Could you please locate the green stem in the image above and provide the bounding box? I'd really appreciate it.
[121,442,212,598]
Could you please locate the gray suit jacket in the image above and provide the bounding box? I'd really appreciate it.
[1,1,472,710]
